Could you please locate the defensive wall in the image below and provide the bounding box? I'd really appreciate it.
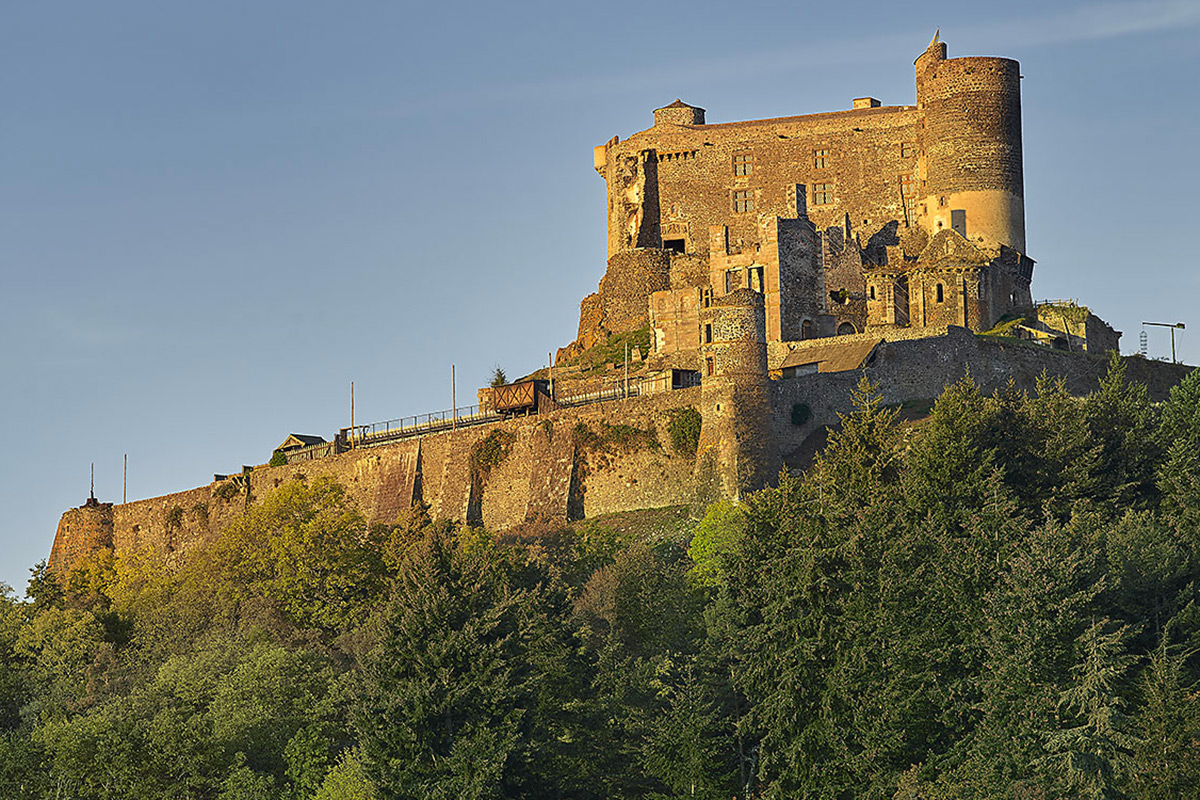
[771,327,1190,463]
[50,327,1191,575]
[50,387,709,573]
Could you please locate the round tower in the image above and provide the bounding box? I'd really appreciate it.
[698,289,778,499]
[916,35,1025,252]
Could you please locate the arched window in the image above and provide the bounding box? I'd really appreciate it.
[869,285,877,300]
[801,320,815,340]
[837,322,857,336]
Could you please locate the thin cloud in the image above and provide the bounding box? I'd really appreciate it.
[407,1,1200,116]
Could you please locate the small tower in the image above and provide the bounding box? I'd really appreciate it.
[653,99,706,127]
[698,289,778,499]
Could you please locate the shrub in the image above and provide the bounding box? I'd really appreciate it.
[269,450,288,467]
[214,481,240,502]
[667,407,702,457]
[470,429,516,483]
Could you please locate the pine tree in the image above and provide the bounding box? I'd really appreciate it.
[1044,620,1140,799]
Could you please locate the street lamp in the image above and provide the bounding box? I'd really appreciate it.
[1142,321,1186,364]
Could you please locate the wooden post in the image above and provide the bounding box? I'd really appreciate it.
[350,381,355,448]
[549,352,554,400]
[123,454,127,504]
[452,365,457,430]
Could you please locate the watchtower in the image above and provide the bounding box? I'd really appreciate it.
[915,32,1025,252]
[698,289,778,498]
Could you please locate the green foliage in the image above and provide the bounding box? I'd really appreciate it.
[213,480,240,502]
[207,477,385,632]
[269,450,288,467]
[165,505,185,531]
[489,365,508,387]
[1044,621,1141,798]
[469,429,515,483]
[316,749,380,800]
[558,326,652,375]
[7,363,1200,799]
[686,500,746,589]
[666,406,702,457]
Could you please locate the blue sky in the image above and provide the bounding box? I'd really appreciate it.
[2,1,1198,593]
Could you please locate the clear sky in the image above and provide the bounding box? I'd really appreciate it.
[3,1,1198,594]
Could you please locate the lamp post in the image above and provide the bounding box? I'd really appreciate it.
[1143,321,1186,364]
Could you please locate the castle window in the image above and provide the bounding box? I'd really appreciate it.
[801,320,815,339]
[936,283,945,303]
[812,183,833,205]
[901,143,918,158]
[704,324,712,344]
[725,269,740,293]
[950,209,967,238]
[733,190,754,213]
[813,149,830,169]
[663,238,686,253]
[749,266,764,292]
[702,288,712,308]
[870,285,876,300]
[732,153,752,176]
[706,357,715,377]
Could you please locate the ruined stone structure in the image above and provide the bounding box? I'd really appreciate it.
[567,33,1039,358]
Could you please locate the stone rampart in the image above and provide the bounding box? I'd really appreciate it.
[770,327,1191,462]
[50,388,707,573]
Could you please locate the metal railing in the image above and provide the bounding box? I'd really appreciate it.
[341,372,702,450]
[346,404,501,447]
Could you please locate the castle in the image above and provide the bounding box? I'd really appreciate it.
[563,33,1114,367]
[48,36,1179,574]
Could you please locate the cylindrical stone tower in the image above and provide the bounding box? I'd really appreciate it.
[916,35,1025,252]
[48,496,114,573]
[698,289,778,499]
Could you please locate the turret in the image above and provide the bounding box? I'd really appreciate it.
[698,289,778,499]
[653,99,706,127]
[916,33,1025,252]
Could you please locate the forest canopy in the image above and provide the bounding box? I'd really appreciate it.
[3,358,1200,799]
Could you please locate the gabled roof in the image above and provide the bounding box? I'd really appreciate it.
[275,433,326,452]
[917,229,992,269]
[778,338,882,373]
[658,98,703,110]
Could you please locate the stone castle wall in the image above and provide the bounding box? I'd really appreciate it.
[771,327,1191,462]
[49,388,706,573]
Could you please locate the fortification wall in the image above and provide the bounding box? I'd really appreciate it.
[50,388,708,573]
[771,327,1190,461]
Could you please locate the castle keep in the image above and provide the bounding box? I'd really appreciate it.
[50,35,1179,574]
[567,33,1038,360]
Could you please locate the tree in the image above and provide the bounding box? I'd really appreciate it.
[1044,620,1140,799]
[358,530,585,799]
[1126,637,1200,798]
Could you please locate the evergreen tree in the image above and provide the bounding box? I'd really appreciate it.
[1044,620,1140,799]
